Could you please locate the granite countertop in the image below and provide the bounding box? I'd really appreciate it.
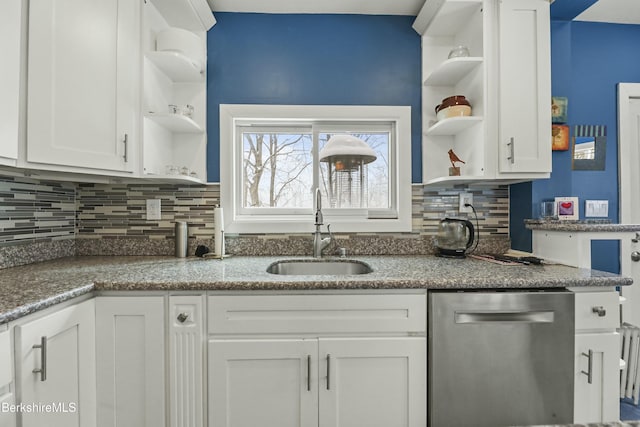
[0,255,631,324]
[525,219,640,232]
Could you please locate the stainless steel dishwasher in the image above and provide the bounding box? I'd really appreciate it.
[429,290,574,427]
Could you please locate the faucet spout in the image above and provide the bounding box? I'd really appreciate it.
[313,189,331,257]
[315,188,323,226]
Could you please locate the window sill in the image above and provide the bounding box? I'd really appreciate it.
[225,215,412,234]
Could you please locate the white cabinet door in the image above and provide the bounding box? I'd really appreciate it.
[574,332,620,423]
[96,297,165,427]
[0,0,23,166]
[27,0,139,173]
[169,296,204,427]
[0,329,16,427]
[209,339,318,427]
[497,0,551,174]
[15,299,96,427]
[319,337,426,427]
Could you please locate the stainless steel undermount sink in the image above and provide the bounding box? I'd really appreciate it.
[266,259,373,275]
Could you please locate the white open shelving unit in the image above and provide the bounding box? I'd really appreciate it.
[141,0,209,184]
[421,0,486,185]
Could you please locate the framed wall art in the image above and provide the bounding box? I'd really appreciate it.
[552,124,569,151]
[552,97,568,123]
[554,196,579,221]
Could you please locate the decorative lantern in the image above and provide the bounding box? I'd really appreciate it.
[319,134,377,209]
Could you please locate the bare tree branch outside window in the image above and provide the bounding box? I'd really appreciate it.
[243,132,313,208]
[242,131,390,210]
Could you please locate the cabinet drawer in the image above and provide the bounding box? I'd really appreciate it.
[575,292,619,331]
[208,294,426,335]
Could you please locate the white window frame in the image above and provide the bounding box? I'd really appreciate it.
[220,104,412,234]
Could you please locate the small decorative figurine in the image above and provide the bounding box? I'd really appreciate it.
[448,149,465,176]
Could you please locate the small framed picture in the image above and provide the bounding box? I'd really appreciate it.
[552,97,568,123]
[554,197,579,220]
[552,124,570,151]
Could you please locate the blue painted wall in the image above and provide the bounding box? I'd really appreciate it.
[511,20,640,273]
[206,13,422,182]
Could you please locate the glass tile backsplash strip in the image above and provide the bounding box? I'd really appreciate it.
[0,176,75,244]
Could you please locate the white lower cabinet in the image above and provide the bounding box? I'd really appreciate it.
[0,329,16,427]
[572,289,620,423]
[14,299,96,427]
[210,339,319,427]
[319,337,426,427]
[574,333,620,423]
[96,296,165,427]
[209,337,426,427]
[207,293,427,427]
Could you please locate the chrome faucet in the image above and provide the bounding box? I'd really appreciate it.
[313,188,332,257]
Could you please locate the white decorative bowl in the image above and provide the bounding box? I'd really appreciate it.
[156,27,204,70]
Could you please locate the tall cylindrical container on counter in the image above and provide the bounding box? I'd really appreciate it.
[175,221,188,258]
[213,206,225,258]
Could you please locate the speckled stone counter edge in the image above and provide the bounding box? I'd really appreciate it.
[0,284,94,324]
[525,219,640,232]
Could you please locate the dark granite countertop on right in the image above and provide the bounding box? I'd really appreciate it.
[525,219,640,233]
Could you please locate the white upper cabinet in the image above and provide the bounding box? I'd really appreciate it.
[26,0,140,175]
[497,0,551,173]
[0,0,24,167]
[21,0,213,181]
[417,0,551,186]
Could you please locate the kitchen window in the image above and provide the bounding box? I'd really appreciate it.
[220,105,411,233]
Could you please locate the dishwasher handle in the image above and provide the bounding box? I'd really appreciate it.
[455,311,555,324]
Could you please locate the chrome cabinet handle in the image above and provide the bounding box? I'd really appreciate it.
[307,355,311,391]
[123,134,129,163]
[592,306,606,317]
[581,350,593,384]
[507,137,515,164]
[632,251,640,262]
[177,312,189,323]
[326,354,331,390]
[32,336,47,381]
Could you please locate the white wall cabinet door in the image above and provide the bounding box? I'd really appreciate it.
[574,332,620,423]
[15,299,96,427]
[26,0,139,173]
[497,0,551,174]
[319,337,426,427]
[0,0,23,167]
[209,339,319,427]
[96,297,165,427]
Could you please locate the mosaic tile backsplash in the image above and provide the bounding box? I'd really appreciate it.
[0,176,76,268]
[0,174,510,263]
[0,176,75,244]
